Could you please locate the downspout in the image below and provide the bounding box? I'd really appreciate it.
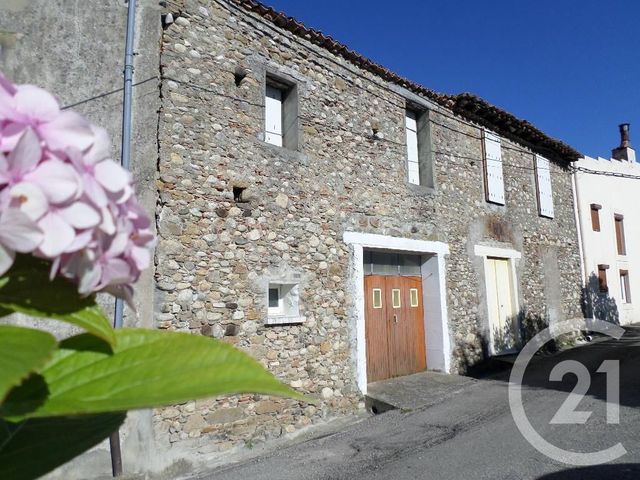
[110,0,137,476]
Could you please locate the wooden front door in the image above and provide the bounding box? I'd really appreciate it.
[364,275,426,382]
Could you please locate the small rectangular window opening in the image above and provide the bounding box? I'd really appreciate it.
[392,289,401,309]
[265,75,298,150]
[372,289,383,309]
[590,204,601,232]
[620,270,631,304]
[410,288,419,307]
[615,214,626,255]
[404,107,433,187]
[598,265,609,293]
[268,286,281,313]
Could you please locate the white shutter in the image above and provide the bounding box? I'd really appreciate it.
[535,154,554,218]
[405,111,420,185]
[483,130,505,204]
[265,85,283,146]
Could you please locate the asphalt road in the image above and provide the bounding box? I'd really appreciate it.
[201,326,640,480]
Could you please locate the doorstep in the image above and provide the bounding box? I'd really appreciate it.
[365,371,477,413]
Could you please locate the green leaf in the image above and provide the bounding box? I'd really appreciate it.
[0,326,57,402]
[0,413,125,480]
[0,255,115,345]
[1,329,309,418]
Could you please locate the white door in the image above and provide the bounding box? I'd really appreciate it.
[486,257,518,353]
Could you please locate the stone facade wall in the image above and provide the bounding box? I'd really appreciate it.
[156,0,582,456]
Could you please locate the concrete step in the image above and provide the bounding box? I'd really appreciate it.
[365,371,477,413]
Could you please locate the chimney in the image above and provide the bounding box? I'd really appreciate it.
[612,123,636,162]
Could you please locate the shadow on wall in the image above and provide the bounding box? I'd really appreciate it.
[457,308,552,375]
[581,273,620,325]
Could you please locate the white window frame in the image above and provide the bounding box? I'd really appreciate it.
[267,284,283,315]
[265,282,304,325]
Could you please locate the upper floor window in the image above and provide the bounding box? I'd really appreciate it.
[590,203,601,231]
[404,109,433,187]
[264,76,298,149]
[615,214,626,255]
[535,154,554,218]
[620,270,631,303]
[482,129,505,205]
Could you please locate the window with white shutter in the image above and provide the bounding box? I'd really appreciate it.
[405,111,420,185]
[483,129,505,205]
[265,85,283,146]
[535,154,554,218]
[264,75,299,150]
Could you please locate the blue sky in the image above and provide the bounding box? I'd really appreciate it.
[264,0,639,158]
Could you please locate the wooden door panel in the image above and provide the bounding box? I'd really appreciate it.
[387,276,426,378]
[365,274,427,382]
[405,276,426,373]
[364,275,390,382]
[386,276,410,377]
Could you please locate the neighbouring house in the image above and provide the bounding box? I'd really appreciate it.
[0,0,587,477]
[574,124,639,326]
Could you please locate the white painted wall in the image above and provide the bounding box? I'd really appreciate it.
[574,155,640,325]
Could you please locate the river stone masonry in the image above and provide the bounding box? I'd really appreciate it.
[155,0,583,455]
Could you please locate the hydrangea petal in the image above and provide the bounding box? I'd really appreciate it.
[99,205,116,235]
[0,208,44,252]
[64,229,93,253]
[26,159,79,204]
[37,212,75,257]
[9,182,49,220]
[78,263,102,295]
[14,85,59,122]
[0,72,17,95]
[95,160,130,193]
[59,201,100,229]
[84,126,112,166]
[8,128,41,177]
[83,174,108,208]
[99,258,131,287]
[105,232,129,258]
[38,110,94,151]
[0,122,27,152]
[130,245,151,271]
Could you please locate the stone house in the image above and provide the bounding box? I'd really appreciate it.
[0,0,586,476]
[154,0,584,462]
[574,124,640,326]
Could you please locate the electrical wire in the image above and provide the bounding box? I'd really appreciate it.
[57,70,638,180]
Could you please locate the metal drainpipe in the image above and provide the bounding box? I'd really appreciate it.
[110,0,137,476]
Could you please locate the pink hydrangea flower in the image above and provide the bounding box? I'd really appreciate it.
[0,72,155,298]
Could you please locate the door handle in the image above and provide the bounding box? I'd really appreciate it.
[393,314,398,324]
